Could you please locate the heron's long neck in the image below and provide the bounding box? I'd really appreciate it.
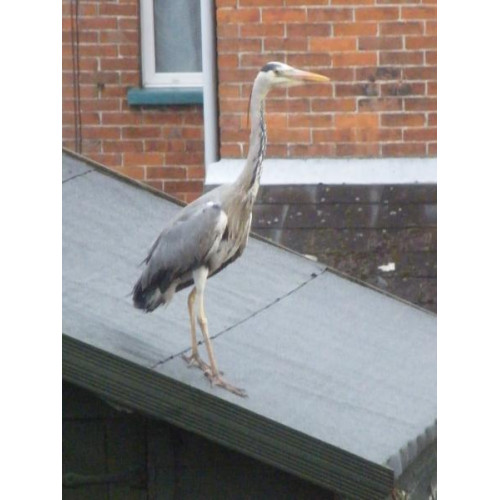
[235,84,267,198]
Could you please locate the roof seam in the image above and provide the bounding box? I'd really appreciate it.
[62,169,93,184]
[150,267,328,370]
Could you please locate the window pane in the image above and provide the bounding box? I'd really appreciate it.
[154,0,202,73]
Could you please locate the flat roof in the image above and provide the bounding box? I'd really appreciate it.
[62,150,436,499]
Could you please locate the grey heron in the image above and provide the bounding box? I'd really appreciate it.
[133,62,329,397]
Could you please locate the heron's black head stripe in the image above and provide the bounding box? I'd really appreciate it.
[260,62,281,73]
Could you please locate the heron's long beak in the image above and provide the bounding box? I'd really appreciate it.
[286,68,330,83]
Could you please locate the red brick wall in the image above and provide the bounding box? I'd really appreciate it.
[62,0,437,201]
[216,0,437,159]
[62,0,205,202]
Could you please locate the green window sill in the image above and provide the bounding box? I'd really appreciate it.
[127,87,203,106]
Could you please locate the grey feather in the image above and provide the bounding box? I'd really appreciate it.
[133,202,227,311]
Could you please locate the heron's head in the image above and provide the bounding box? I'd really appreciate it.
[257,61,330,90]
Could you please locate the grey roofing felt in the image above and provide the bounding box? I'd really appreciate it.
[62,150,436,499]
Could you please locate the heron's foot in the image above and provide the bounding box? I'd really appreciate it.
[207,372,248,398]
[182,352,211,375]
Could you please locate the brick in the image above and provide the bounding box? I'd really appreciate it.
[100,57,138,71]
[83,126,120,140]
[313,128,355,143]
[267,128,310,143]
[264,37,308,52]
[406,36,437,50]
[380,21,424,35]
[99,3,137,17]
[380,82,425,96]
[382,143,426,156]
[287,113,334,128]
[337,143,380,156]
[359,36,403,50]
[219,84,241,99]
[266,144,288,156]
[356,128,402,142]
[90,153,122,167]
[426,21,437,36]
[240,24,284,37]
[119,44,139,57]
[122,126,162,139]
[401,7,437,20]
[163,181,204,193]
[359,97,403,112]
[428,143,437,155]
[266,98,311,113]
[218,38,262,53]
[322,67,355,81]
[380,51,424,65]
[403,127,437,141]
[426,50,437,65]
[309,37,357,52]
[336,82,378,97]
[220,144,243,157]
[115,165,145,180]
[356,66,401,81]
[100,30,138,44]
[79,17,117,30]
[428,113,437,127]
[123,153,164,166]
[427,81,437,96]
[78,98,121,112]
[76,44,118,58]
[336,113,379,128]
[287,23,331,37]
[239,0,283,5]
[355,7,399,21]
[146,167,187,180]
[182,127,204,140]
[331,0,374,3]
[335,22,377,36]
[404,66,437,80]
[288,143,336,156]
[103,140,143,153]
[262,8,306,23]
[217,23,239,38]
[165,152,204,166]
[186,166,205,180]
[311,98,357,112]
[307,8,353,22]
[404,97,437,111]
[101,112,142,125]
[287,53,333,67]
[285,0,328,5]
[288,83,333,98]
[118,18,138,30]
[144,180,164,192]
[218,54,239,68]
[142,113,183,125]
[217,7,260,23]
[333,52,377,66]
[381,113,425,127]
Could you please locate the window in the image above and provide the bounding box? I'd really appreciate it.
[140,0,203,88]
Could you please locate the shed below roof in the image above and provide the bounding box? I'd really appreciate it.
[62,150,436,499]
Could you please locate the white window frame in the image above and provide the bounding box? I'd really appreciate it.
[139,0,203,88]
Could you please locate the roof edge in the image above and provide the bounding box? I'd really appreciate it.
[63,333,394,499]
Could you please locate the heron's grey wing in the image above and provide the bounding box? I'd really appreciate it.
[140,202,228,293]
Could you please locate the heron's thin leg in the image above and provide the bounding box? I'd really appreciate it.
[193,267,247,398]
[182,287,210,374]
